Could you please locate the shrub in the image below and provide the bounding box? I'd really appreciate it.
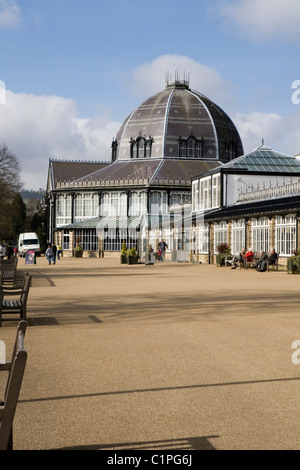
[287,255,300,273]
[121,241,127,255]
[127,247,137,257]
[217,243,231,254]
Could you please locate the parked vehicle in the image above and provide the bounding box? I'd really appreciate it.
[18,232,41,257]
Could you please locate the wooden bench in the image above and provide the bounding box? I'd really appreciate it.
[267,253,285,271]
[243,251,285,271]
[0,273,32,327]
[225,253,244,269]
[0,256,18,287]
[0,320,27,450]
[244,252,259,269]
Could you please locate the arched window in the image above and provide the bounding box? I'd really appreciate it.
[138,138,145,158]
[179,136,204,158]
[129,191,148,216]
[129,192,140,216]
[252,217,270,253]
[101,192,127,217]
[187,137,196,157]
[56,194,72,226]
[111,139,118,162]
[130,136,153,159]
[225,140,237,160]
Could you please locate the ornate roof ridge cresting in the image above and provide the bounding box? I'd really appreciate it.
[55,176,191,190]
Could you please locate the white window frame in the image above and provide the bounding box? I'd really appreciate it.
[56,194,72,226]
[231,219,245,255]
[192,180,199,212]
[129,191,148,216]
[74,193,98,222]
[275,214,296,256]
[212,174,221,209]
[251,217,270,253]
[214,221,228,254]
[198,223,209,254]
[101,192,128,217]
[199,176,211,211]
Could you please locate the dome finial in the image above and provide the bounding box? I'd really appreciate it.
[165,70,190,89]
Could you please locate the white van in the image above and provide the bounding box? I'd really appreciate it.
[18,232,41,257]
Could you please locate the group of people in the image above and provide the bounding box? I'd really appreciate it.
[0,241,16,260]
[157,239,168,262]
[147,240,168,262]
[45,242,62,265]
[231,247,278,272]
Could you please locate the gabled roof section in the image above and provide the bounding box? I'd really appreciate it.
[48,159,109,191]
[79,159,161,183]
[151,159,222,182]
[75,158,222,188]
[220,145,300,174]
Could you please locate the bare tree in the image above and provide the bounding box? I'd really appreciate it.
[0,145,23,238]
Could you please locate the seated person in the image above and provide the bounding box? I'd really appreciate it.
[231,248,246,269]
[255,251,268,270]
[244,247,254,264]
[259,248,277,272]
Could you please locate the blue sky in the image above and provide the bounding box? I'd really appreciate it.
[0,0,300,189]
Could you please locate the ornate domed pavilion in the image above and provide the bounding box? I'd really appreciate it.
[113,78,243,163]
[47,78,244,257]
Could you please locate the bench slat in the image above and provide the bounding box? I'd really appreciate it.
[0,273,31,325]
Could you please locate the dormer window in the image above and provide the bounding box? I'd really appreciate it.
[130,136,153,159]
[225,140,237,160]
[111,139,118,162]
[179,136,204,158]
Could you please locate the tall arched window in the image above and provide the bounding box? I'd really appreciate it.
[225,140,237,160]
[138,138,145,157]
[101,192,127,217]
[111,139,118,162]
[130,136,153,158]
[179,136,204,158]
[252,217,270,253]
[187,137,196,157]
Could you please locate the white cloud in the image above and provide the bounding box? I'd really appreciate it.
[2,57,300,191]
[131,55,300,156]
[130,54,234,108]
[234,112,284,152]
[0,0,21,28]
[0,91,120,189]
[215,0,300,41]
[233,110,300,156]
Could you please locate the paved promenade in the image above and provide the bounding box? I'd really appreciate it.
[1,256,300,450]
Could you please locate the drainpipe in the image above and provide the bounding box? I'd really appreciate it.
[208,222,212,264]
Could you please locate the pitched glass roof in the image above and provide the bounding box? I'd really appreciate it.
[221,145,300,174]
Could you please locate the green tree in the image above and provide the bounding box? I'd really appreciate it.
[31,210,47,252]
[10,192,27,239]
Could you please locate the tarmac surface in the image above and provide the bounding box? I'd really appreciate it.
[1,255,300,451]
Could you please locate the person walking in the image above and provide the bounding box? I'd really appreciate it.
[52,243,57,264]
[57,244,62,260]
[45,244,55,265]
[6,243,14,260]
[158,239,168,261]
